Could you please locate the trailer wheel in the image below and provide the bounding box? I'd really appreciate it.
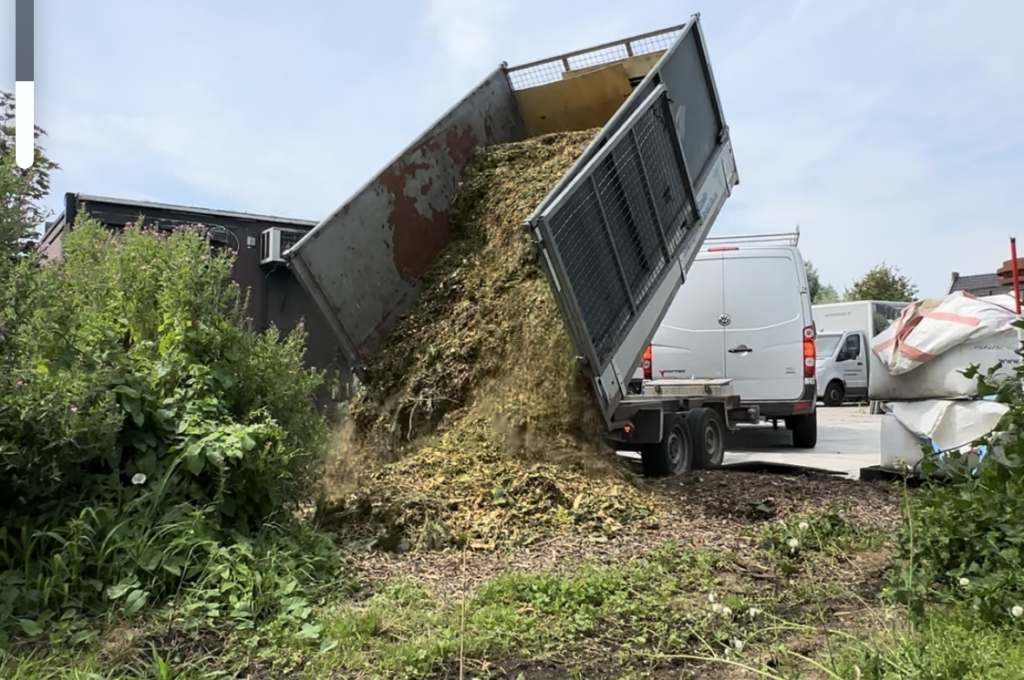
[790,411,818,448]
[688,407,725,469]
[823,380,845,407]
[640,414,692,477]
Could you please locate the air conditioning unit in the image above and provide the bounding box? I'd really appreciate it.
[259,227,306,266]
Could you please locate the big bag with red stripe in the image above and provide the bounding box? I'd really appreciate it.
[868,292,1023,401]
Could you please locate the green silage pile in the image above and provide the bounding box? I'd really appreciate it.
[324,130,656,550]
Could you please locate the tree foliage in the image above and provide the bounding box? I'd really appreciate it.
[845,262,918,302]
[0,90,59,257]
[805,260,840,304]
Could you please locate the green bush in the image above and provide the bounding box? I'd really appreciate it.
[0,216,333,640]
[889,334,1024,627]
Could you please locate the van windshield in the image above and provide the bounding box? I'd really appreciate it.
[815,334,842,359]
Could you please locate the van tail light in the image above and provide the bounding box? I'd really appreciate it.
[642,345,653,381]
[803,326,816,379]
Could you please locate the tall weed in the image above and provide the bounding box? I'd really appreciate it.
[0,217,336,642]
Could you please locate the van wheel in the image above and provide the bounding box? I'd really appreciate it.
[790,411,818,448]
[687,407,725,469]
[823,381,845,407]
[640,414,692,477]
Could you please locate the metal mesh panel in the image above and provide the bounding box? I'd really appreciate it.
[540,93,690,366]
[280,229,304,251]
[506,26,685,91]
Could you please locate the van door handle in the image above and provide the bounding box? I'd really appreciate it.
[728,345,753,354]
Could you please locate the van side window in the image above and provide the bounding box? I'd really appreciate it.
[843,333,861,357]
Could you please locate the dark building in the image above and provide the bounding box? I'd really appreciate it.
[39,193,350,403]
[948,271,1014,298]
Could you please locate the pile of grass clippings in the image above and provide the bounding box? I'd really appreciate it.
[323,130,656,550]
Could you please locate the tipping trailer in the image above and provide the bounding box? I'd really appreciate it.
[286,15,747,477]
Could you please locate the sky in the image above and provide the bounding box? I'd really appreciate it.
[0,0,1021,297]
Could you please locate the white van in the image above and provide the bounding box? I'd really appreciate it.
[812,301,908,406]
[634,232,818,448]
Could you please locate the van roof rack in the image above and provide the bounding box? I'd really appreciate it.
[703,228,800,249]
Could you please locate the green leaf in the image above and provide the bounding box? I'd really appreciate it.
[123,589,148,616]
[70,628,98,645]
[319,638,339,653]
[113,385,140,399]
[105,581,133,600]
[162,559,184,577]
[140,550,162,572]
[123,398,144,427]
[18,618,43,636]
[186,450,205,475]
[298,622,322,639]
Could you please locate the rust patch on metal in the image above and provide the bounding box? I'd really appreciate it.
[380,149,448,286]
[445,125,478,166]
[384,125,481,286]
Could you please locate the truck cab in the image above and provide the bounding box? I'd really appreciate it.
[811,300,908,406]
[815,330,868,406]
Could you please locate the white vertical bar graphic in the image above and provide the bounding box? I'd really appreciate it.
[15,81,34,169]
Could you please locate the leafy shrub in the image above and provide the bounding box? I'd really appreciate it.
[0,216,333,640]
[889,334,1024,626]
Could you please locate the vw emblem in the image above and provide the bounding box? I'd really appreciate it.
[718,313,731,327]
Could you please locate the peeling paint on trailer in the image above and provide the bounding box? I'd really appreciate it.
[287,68,527,375]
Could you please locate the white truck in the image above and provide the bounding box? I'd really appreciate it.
[811,300,908,406]
[283,16,749,478]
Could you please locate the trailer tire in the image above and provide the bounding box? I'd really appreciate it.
[790,411,818,448]
[688,407,725,469]
[823,380,845,407]
[640,414,692,478]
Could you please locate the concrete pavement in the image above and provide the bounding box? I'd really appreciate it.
[619,405,883,479]
[722,405,882,478]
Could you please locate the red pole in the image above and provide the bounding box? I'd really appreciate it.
[1012,237,1021,315]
